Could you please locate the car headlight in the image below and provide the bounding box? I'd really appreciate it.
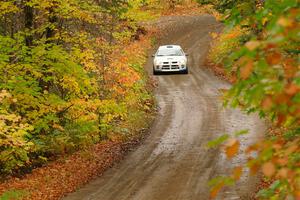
[155,61,162,66]
[179,60,186,65]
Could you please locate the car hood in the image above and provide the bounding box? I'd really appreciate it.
[154,56,187,64]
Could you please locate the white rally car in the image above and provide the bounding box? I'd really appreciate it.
[152,45,188,75]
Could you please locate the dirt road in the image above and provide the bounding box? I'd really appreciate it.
[64,15,265,200]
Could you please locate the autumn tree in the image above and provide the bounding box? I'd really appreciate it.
[207,0,300,199]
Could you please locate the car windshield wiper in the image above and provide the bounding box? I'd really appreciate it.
[156,54,181,56]
[161,54,178,56]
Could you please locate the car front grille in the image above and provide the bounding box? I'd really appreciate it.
[161,61,180,70]
[162,65,179,70]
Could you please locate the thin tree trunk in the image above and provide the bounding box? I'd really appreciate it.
[24,3,33,46]
[46,7,58,42]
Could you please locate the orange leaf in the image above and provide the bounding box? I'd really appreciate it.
[277,113,286,126]
[250,163,260,175]
[277,168,289,179]
[232,166,243,181]
[285,83,300,96]
[266,52,282,65]
[53,124,65,131]
[210,182,224,199]
[261,96,273,110]
[265,43,277,50]
[275,93,289,104]
[240,61,254,80]
[277,17,293,27]
[262,162,276,177]
[285,144,298,155]
[225,139,240,159]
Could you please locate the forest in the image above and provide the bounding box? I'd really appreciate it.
[1,0,300,199]
[0,0,162,176]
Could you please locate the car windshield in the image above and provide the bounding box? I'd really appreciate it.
[156,48,183,56]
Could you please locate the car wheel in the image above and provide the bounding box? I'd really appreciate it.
[183,68,188,74]
[153,70,159,75]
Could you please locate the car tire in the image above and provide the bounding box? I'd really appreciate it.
[183,68,188,74]
[153,70,159,75]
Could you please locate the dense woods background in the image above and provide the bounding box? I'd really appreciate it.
[0,0,162,176]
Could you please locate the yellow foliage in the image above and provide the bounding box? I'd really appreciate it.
[208,26,244,65]
[0,91,34,173]
[0,2,19,16]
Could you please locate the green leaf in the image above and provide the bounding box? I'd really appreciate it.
[207,134,230,148]
[234,129,249,137]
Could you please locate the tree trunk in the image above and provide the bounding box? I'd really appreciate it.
[46,7,58,42]
[24,4,33,46]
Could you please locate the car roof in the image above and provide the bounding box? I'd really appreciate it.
[158,45,182,50]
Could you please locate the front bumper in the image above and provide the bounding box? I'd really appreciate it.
[154,68,187,73]
[154,65,187,72]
